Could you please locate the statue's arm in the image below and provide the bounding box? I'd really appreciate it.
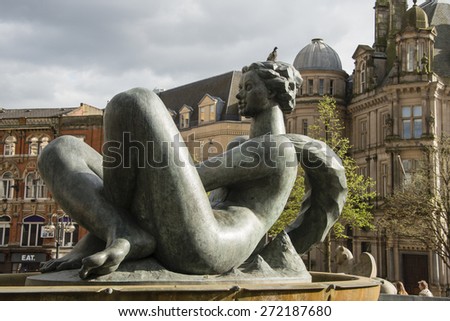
[197,135,293,192]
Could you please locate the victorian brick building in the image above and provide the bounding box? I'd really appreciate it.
[0,104,103,273]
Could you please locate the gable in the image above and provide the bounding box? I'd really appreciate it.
[179,104,193,114]
[198,94,219,107]
[352,45,374,60]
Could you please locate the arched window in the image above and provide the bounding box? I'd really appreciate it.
[4,136,16,156]
[25,172,48,200]
[39,136,50,153]
[0,172,15,199]
[29,137,39,156]
[21,215,44,247]
[0,216,10,246]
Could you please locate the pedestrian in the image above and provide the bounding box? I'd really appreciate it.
[418,280,433,297]
[395,281,408,295]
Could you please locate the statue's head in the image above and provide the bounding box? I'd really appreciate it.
[240,61,302,114]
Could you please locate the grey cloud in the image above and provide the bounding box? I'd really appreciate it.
[0,0,378,108]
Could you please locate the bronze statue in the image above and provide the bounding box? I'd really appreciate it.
[38,61,346,280]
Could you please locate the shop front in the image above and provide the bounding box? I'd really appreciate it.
[0,251,48,273]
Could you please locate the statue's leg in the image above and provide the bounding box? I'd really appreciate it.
[98,88,232,274]
[38,135,155,278]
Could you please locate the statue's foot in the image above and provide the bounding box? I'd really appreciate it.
[40,253,84,273]
[79,238,131,279]
[40,233,106,273]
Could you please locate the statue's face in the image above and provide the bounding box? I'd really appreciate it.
[236,70,273,117]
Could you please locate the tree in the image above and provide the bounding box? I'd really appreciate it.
[269,169,304,237]
[311,96,375,271]
[273,96,375,272]
[380,135,450,270]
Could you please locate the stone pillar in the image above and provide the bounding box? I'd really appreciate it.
[393,239,400,281]
[392,92,399,137]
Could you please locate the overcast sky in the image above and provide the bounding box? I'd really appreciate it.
[0,0,417,109]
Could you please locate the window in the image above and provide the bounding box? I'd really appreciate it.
[287,120,292,133]
[25,172,48,200]
[4,136,16,156]
[180,113,190,129]
[345,225,353,253]
[400,159,418,184]
[360,62,366,93]
[0,216,10,246]
[381,163,388,198]
[39,137,49,153]
[199,107,205,122]
[210,105,216,122]
[21,215,44,247]
[302,119,308,136]
[307,79,314,95]
[360,166,368,178]
[361,242,372,253]
[28,137,39,156]
[329,79,335,96]
[319,79,325,96]
[407,43,415,72]
[0,172,15,199]
[199,105,216,124]
[360,120,368,149]
[402,106,422,139]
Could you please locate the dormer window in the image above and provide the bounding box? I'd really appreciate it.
[180,113,190,129]
[199,105,216,124]
[179,105,193,129]
[198,94,222,125]
[360,62,366,93]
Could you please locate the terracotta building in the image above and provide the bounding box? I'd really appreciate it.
[0,104,103,273]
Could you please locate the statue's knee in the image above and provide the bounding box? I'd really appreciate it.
[38,136,78,169]
[107,87,158,115]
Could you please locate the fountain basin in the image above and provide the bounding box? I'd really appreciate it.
[0,272,380,301]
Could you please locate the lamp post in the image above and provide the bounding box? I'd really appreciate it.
[43,213,76,259]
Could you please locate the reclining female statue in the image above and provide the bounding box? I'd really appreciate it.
[39,61,346,279]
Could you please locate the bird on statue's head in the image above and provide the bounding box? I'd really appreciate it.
[266,47,278,61]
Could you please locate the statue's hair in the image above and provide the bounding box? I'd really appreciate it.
[242,61,303,113]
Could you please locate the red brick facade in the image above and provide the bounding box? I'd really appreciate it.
[0,104,103,273]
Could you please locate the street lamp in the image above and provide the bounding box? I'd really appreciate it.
[43,213,76,259]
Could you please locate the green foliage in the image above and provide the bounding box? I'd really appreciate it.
[273,96,375,241]
[310,96,376,238]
